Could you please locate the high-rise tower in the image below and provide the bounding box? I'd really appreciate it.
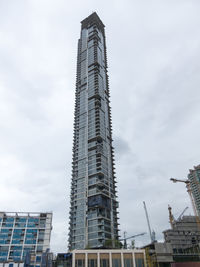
[188,165,200,217]
[69,13,119,250]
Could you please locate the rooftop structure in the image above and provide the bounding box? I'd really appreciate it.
[0,212,52,266]
[68,12,119,249]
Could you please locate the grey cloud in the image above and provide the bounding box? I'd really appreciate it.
[0,0,200,252]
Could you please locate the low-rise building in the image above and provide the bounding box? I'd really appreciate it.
[0,211,52,267]
[53,249,146,267]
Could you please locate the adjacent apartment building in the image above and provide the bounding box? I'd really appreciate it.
[0,212,52,267]
[69,12,119,250]
[188,164,200,217]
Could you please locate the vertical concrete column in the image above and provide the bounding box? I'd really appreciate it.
[143,251,147,267]
[132,251,136,267]
[72,252,75,267]
[121,252,124,267]
[109,252,112,267]
[85,252,88,267]
[97,252,100,267]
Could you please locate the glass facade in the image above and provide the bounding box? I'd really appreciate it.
[69,12,119,250]
[188,165,200,217]
[0,212,52,266]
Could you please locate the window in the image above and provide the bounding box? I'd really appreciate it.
[100,258,109,267]
[36,256,41,262]
[112,254,121,267]
[124,254,133,267]
[88,259,97,267]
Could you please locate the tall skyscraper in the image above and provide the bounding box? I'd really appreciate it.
[188,165,200,217]
[69,12,119,250]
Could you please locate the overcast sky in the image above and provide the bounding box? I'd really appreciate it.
[0,0,200,252]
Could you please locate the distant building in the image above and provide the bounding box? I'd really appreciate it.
[54,249,146,267]
[0,212,52,267]
[163,216,200,252]
[188,165,200,217]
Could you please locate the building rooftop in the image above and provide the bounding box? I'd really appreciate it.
[0,211,52,217]
[81,12,105,32]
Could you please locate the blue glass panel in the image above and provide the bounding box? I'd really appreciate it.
[28,218,39,223]
[23,247,32,250]
[13,246,22,250]
[0,252,8,256]
[36,256,41,262]
[27,223,36,227]
[36,246,43,252]
[18,218,27,222]
[27,229,37,233]
[13,251,21,256]
[0,234,8,238]
[12,234,21,239]
[14,229,23,233]
[0,256,7,261]
[0,229,9,233]
[4,223,13,227]
[26,234,34,238]
[25,239,36,244]
[5,218,14,222]
[13,257,21,262]
[0,240,7,244]
[12,240,21,244]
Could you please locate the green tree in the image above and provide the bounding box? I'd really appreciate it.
[104,239,122,249]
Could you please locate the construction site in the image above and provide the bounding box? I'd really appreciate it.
[142,165,200,267]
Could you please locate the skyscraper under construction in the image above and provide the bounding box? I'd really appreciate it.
[69,13,119,250]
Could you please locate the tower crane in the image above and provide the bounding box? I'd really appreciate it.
[143,201,155,243]
[119,232,146,249]
[170,178,198,217]
[170,177,200,231]
[168,205,175,228]
[168,205,188,228]
[177,206,189,221]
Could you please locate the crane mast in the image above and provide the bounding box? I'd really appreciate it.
[170,177,200,229]
[170,178,198,217]
[143,201,154,243]
[177,206,188,221]
[168,205,175,228]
